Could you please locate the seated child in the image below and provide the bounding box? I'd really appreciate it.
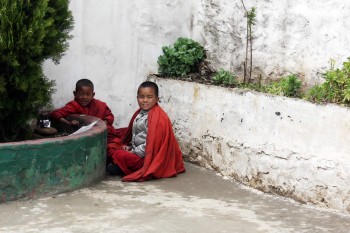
[50,78,121,142]
[107,81,185,181]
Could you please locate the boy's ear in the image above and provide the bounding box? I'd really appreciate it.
[92,92,95,97]
[156,96,160,102]
[73,91,76,96]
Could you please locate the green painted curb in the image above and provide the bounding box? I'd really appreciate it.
[0,115,107,202]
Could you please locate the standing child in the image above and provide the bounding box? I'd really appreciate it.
[107,81,185,181]
[50,79,121,142]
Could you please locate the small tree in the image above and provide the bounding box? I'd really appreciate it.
[0,0,74,142]
[241,0,256,84]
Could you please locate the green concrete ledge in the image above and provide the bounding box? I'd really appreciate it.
[0,115,107,202]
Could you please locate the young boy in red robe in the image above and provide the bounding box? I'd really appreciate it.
[50,79,120,142]
[107,81,185,181]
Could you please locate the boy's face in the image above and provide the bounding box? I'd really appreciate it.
[137,87,159,111]
[74,86,95,107]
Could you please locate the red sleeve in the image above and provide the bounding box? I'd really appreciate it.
[91,99,114,125]
[50,101,82,120]
[103,106,114,126]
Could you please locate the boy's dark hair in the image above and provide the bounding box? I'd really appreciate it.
[76,79,94,91]
[138,81,159,97]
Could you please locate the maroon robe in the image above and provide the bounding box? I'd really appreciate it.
[108,104,185,182]
[50,99,121,142]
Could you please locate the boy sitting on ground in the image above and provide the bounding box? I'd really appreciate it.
[50,78,121,142]
[107,81,185,181]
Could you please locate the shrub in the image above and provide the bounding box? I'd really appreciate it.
[305,58,350,106]
[212,69,236,86]
[265,74,302,98]
[157,37,205,77]
[0,0,74,142]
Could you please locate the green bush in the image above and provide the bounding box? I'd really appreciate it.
[265,74,302,98]
[212,69,236,86]
[305,58,350,106]
[0,0,74,142]
[157,37,205,76]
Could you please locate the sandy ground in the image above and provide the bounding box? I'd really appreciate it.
[0,163,349,233]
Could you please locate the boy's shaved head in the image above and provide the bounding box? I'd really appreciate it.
[76,79,94,91]
[138,81,159,97]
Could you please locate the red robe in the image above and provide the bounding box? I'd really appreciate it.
[50,99,121,142]
[109,104,185,182]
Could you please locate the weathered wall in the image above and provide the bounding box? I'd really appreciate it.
[194,0,350,84]
[44,0,350,125]
[151,77,350,213]
[44,0,196,127]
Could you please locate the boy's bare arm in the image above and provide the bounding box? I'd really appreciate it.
[58,118,79,126]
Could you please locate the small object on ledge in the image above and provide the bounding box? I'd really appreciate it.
[37,112,51,128]
[34,127,58,136]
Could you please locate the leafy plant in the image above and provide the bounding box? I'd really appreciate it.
[265,74,302,98]
[0,0,74,142]
[157,37,205,77]
[304,85,326,103]
[238,82,266,92]
[212,69,236,86]
[305,58,350,105]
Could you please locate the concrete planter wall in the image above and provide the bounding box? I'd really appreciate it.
[151,77,350,214]
[0,115,107,202]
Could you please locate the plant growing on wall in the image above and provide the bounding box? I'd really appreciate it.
[265,74,302,98]
[241,0,256,84]
[157,37,205,77]
[0,0,74,142]
[305,58,350,106]
[212,68,236,86]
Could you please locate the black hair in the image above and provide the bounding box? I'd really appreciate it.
[138,81,159,97]
[76,79,94,91]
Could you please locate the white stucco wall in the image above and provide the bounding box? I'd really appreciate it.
[44,0,350,125]
[41,0,350,213]
[44,0,196,127]
[151,77,350,213]
[194,0,350,84]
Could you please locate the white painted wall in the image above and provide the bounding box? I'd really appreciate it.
[44,0,350,125]
[44,0,196,127]
[194,0,350,84]
[151,77,350,214]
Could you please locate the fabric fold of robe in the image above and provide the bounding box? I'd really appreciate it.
[108,104,185,182]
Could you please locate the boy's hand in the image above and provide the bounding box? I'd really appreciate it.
[122,145,131,151]
[69,120,80,126]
